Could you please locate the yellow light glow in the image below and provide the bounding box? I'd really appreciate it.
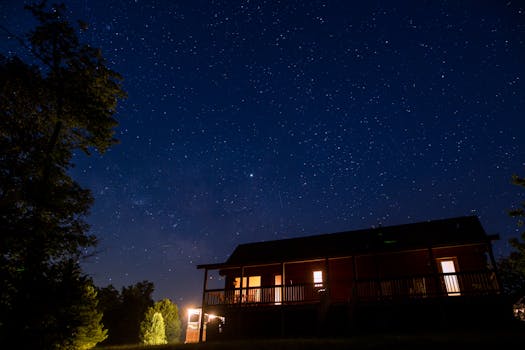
[208,314,216,320]
[187,308,201,319]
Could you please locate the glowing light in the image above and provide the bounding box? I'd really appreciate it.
[313,270,323,287]
[187,308,201,323]
[439,260,461,296]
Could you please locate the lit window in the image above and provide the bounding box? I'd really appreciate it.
[313,270,323,287]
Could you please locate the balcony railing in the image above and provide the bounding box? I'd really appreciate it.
[203,270,499,307]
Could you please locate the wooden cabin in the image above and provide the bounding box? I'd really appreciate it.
[196,216,506,340]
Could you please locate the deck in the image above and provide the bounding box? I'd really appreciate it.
[203,270,499,307]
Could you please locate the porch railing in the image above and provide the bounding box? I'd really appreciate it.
[203,270,499,307]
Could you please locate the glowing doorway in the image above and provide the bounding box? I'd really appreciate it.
[438,259,461,296]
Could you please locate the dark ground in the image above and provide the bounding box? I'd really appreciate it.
[97,327,525,350]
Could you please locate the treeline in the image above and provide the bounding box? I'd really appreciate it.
[97,281,182,346]
[0,2,165,349]
[1,2,185,348]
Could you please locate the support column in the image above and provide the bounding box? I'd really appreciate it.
[280,262,285,337]
[428,246,446,326]
[281,262,286,303]
[428,247,441,296]
[351,255,358,299]
[349,255,358,332]
[198,268,208,343]
[487,242,502,292]
[375,255,382,299]
[238,266,245,305]
[325,257,331,298]
[237,266,245,336]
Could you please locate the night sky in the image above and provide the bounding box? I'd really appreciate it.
[2,1,524,309]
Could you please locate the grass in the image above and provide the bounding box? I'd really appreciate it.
[96,328,525,350]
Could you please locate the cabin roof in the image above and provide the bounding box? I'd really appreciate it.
[198,216,495,269]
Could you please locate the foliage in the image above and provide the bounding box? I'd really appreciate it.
[508,175,525,272]
[499,175,525,304]
[514,297,525,321]
[97,285,123,344]
[0,1,124,348]
[97,281,155,345]
[498,256,525,299]
[143,299,182,344]
[158,299,182,344]
[71,283,108,350]
[140,311,167,345]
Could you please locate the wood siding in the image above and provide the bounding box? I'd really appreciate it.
[210,244,497,307]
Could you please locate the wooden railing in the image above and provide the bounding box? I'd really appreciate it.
[355,271,499,301]
[203,271,499,307]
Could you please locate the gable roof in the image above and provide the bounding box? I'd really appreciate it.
[198,216,495,269]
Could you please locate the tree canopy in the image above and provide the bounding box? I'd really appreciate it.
[140,298,182,344]
[498,175,525,304]
[97,281,155,345]
[508,175,525,271]
[140,311,167,345]
[70,282,108,350]
[0,1,125,348]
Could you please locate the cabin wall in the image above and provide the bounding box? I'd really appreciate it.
[328,257,354,302]
[219,244,489,291]
[433,245,488,271]
[223,265,282,290]
[284,260,325,285]
[374,250,432,278]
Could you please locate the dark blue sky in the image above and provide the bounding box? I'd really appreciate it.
[2,0,524,309]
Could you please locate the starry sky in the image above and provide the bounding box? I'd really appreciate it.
[1,0,524,308]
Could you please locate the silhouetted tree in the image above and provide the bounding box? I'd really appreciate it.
[0,1,125,348]
[96,285,123,344]
[508,175,525,270]
[97,281,155,345]
[499,175,525,304]
[70,282,107,349]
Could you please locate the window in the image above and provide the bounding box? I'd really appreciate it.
[313,270,323,287]
[234,276,261,302]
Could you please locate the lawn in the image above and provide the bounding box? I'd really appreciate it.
[96,329,525,350]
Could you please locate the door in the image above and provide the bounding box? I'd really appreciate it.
[274,275,282,304]
[438,258,461,296]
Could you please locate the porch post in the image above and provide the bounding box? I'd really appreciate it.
[428,246,447,326]
[238,266,245,337]
[428,247,441,296]
[324,257,330,298]
[351,255,358,299]
[349,255,358,332]
[487,241,502,292]
[375,255,382,299]
[281,262,286,302]
[280,262,285,337]
[238,266,245,305]
[198,267,208,343]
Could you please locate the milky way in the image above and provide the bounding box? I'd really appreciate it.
[1,0,524,308]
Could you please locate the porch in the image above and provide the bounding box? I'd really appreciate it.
[203,270,500,307]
